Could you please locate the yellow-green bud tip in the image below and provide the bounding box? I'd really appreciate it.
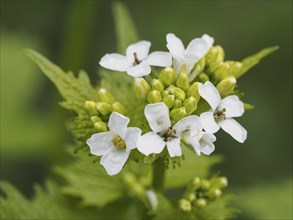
[159,67,176,86]
[195,198,207,208]
[98,88,114,104]
[96,102,112,115]
[134,78,151,100]
[152,79,165,92]
[148,90,162,103]
[183,96,198,115]
[85,101,98,115]
[112,102,126,114]
[94,121,107,132]
[179,199,192,212]
[170,107,187,122]
[216,76,236,97]
[176,71,189,91]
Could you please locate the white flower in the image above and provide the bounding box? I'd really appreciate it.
[198,81,247,143]
[166,33,214,75]
[99,41,172,78]
[86,112,141,175]
[137,102,216,157]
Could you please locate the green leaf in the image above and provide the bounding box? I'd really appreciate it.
[55,150,126,207]
[0,181,99,219]
[236,46,279,78]
[25,49,99,143]
[165,148,222,189]
[113,2,139,53]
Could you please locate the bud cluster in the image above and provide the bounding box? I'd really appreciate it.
[85,88,126,132]
[178,176,228,212]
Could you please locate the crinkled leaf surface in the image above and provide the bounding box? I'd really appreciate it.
[0,180,99,219]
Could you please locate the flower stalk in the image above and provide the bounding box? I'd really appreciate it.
[152,157,166,191]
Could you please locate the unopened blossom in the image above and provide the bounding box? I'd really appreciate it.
[87,112,141,175]
[166,33,214,75]
[137,102,216,157]
[199,81,247,143]
[99,41,172,78]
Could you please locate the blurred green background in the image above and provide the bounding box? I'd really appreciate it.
[1,1,292,219]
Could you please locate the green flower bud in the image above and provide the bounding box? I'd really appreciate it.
[163,95,175,109]
[216,76,237,97]
[90,116,102,123]
[159,67,176,86]
[212,177,228,189]
[190,177,201,191]
[170,107,187,122]
[198,73,209,83]
[176,71,189,91]
[195,198,207,208]
[183,97,198,115]
[173,99,182,108]
[214,62,230,82]
[185,193,196,202]
[134,78,151,100]
[209,188,222,199]
[205,45,225,65]
[152,79,165,92]
[132,183,145,197]
[96,102,112,115]
[179,199,192,212]
[168,86,185,101]
[98,88,114,104]
[226,61,243,78]
[85,101,98,115]
[94,121,107,132]
[112,102,126,114]
[187,82,202,101]
[123,172,137,186]
[201,179,211,190]
[147,90,162,103]
[162,90,169,97]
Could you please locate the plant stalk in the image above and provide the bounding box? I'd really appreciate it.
[152,157,166,191]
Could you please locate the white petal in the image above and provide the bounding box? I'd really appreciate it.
[166,33,185,57]
[146,51,172,67]
[200,111,220,133]
[218,95,244,118]
[108,112,129,139]
[172,55,185,73]
[199,133,216,155]
[127,61,151,77]
[173,115,202,137]
[185,38,209,59]
[201,34,214,48]
[185,135,201,156]
[100,148,130,175]
[124,127,142,151]
[144,102,171,133]
[166,138,182,157]
[99,53,132,71]
[218,118,247,143]
[137,132,166,155]
[86,131,116,156]
[199,81,221,110]
[126,41,151,62]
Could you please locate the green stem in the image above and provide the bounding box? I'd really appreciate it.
[152,157,166,191]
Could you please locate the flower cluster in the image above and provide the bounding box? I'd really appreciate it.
[87,33,247,175]
[178,176,228,212]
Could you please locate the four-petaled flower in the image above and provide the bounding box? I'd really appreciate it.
[87,112,141,175]
[166,33,214,76]
[137,102,216,157]
[199,81,247,143]
[99,41,172,78]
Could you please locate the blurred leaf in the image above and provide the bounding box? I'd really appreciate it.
[0,32,63,157]
[25,49,99,143]
[154,193,238,220]
[113,2,139,53]
[165,148,222,189]
[55,150,125,207]
[236,46,279,78]
[235,179,292,219]
[0,180,99,219]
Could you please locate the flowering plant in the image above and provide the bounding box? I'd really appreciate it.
[1,2,278,219]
